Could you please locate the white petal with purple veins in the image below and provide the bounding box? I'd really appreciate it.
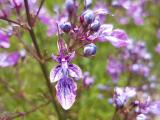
[105,36,128,48]
[68,64,83,80]
[50,66,63,83]
[56,78,77,110]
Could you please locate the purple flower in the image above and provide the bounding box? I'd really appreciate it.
[50,40,82,110]
[82,72,95,87]
[113,87,136,107]
[155,43,160,54]
[56,77,77,110]
[0,30,10,48]
[90,24,129,48]
[0,52,20,67]
[107,57,124,81]
[149,101,160,115]
[129,64,150,77]
[135,96,151,114]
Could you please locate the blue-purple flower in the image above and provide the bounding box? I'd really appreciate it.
[50,40,82,110]
[82,72,95,87]
[113,87,136,107]
[107,57,124,81]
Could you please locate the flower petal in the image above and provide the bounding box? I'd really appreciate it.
[56,77,77,110]
[0,52,20,67]
[50,65,63,83]
[68,64,83,80]
[0,30,10,48]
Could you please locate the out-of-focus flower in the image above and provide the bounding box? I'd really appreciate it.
[0,52,20,67]
[112,0,147,25]
[89,24,129,48]
[135,96,151,114]
[149,101,160,115]
[136,114,147,120]
[106,57,124,81]
[155,43,160,54]
[82,72,95,87]
[113,87,136,107]
[129,64,150,77]
[0,30,10,48]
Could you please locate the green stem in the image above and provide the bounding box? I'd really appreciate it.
[112,108,118,120]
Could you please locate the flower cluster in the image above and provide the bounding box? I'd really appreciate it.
[112,87,160,120]
[47,0,129,109]
[0,27,26,68]
[111,0,148,25]
[107,39,152,82]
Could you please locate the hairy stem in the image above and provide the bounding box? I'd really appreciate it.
[23,0,64,119]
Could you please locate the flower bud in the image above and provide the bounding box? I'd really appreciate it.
[60,22,72,33]
[65,0,74,13]
[84,43,97,57]
[81,10,95,25]
[90,19,100,31]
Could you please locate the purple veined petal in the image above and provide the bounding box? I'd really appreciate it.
[50,65,63,83]
[105,36,129,48]
[111,29,128,40]
[68,64,83,80]
[65,51,75,62]
[100,24,113,34]
[51,54,60,62]
[0,30,10,48]
[105,29,129,47]
[56,77,77,110]
[98,24,113,42]
[0,52,20,67]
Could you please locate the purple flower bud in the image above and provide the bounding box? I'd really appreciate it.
[84,43,97,57]
[60,22,72,33]
[90,19,100,32]
[65,0,74,13]
[81,10,95,25]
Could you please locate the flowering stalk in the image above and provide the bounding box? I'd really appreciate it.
[23,0,63,119]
